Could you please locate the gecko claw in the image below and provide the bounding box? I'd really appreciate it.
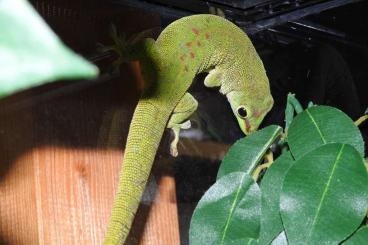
[170,144,179,157]
[169,120,191,157]
[180,120,191,129]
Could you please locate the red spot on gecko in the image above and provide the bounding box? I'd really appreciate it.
[190,52,195,59]
[245,118,251,132]
[253,109,261,118]
[205,33,210,39]
[192,28,200,35]
[186,42,192,48]
[197,41,201,47]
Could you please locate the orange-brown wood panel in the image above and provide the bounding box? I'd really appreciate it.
[0,4,182,244]
[0,147,121,245]
[0,76,180,245]
[31,147,120,245]
[136,166,180,245]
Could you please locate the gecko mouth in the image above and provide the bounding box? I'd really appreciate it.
[244,118,252,135]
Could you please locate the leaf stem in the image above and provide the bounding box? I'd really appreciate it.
[252,151,274,181]
[285,93,303,130]
[355,115,368,126]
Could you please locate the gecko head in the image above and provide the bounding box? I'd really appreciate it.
[225,52,274,135]
[226,90,273,135]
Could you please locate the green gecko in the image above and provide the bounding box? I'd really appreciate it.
[103,14,273,244]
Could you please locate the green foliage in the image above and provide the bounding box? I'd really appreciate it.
[288,106,364,158]
[97,23,157,73]
[343,226,368,244]
[189,97,368,245]
[0,0,98,98]
[284,93,303,130]
[217,125,282,180]
[189,173,261,244]
[271,231,288,245]
[259,152,294,244]
[281,143,367,244]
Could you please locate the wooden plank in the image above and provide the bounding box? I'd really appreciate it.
[0,4,183,244]
[31,147,121,245]
[139,175,180,245]
[0,74,180,245]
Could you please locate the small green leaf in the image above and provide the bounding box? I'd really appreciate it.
[287,93,303,114]
[0,0,98,98]
[189,172,261,245]
[343,226,368,245]
[280,143,368,245]
[288,106,364,159]
[285,93,303,130]
[259,152,294,245]
[270,231,288,245]
[217,125,282,180]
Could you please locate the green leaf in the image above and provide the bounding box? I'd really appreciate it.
[0,0,98,98]
[288,106,364,159]
[343,226,368,245]
[217,125,282,180]
[248,239,259,245]
[280,143,368,245]
[270,231,288,245]
[285,93,303,130]
[189,172,261,245]
[259,152,294,245]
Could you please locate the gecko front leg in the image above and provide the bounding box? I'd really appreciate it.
[167,92,198,157]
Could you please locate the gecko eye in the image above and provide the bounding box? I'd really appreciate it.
[237,106,248,118]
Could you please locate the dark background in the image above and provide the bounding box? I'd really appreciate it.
[25,0,368,138]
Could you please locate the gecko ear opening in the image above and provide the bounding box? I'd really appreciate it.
[237,106,248,118]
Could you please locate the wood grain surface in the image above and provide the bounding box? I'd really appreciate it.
[0,64,180,245]
[0,4,182,241]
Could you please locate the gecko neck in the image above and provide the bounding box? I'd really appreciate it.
[153,14,263,97]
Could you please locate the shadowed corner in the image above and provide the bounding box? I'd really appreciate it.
[0,236,10,245]
[136,43,160,99]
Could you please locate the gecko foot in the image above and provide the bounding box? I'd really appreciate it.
[170,120,191,157]
[252,151,274,181]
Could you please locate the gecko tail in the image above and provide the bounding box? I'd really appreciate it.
[103,100,170,245]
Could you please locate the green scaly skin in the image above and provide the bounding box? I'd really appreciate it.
[103,14,274,244]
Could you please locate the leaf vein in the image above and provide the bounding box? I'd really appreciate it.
[306,144,345,241]
[220,174,246,244]
[247,127,282,175]
[306,110,326,144]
